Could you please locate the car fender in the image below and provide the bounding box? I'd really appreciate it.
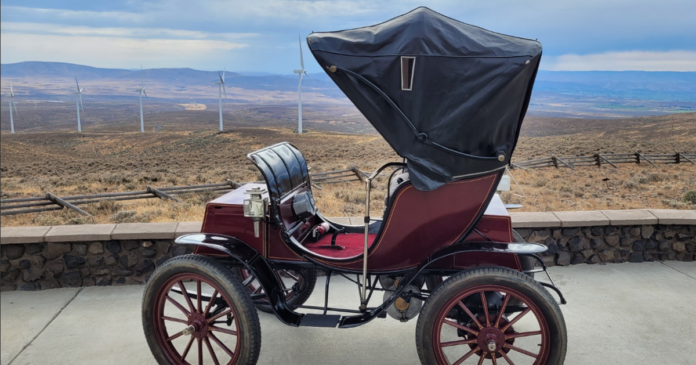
[175,233,304,326]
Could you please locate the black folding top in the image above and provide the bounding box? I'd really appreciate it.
[247,142,309,201]
[308,7,542,190]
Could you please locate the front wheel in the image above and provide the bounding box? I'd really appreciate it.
[142,254,261,365]
[416,267,567,365]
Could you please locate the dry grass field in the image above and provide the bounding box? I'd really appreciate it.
[1,107,694,227]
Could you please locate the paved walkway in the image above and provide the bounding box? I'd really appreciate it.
[2,262,695,365]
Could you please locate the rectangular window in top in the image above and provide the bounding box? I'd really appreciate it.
[401,56,416,91]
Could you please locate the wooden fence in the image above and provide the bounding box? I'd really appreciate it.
[0,167,366,216]
[511,152,695,170]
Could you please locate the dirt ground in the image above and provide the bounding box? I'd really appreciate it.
[1,111,694,227]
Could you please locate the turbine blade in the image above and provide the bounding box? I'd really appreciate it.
[79,94,84,111]
[222,68,225,82]
[75,76,80,92]
[218,71,224,84]
[298,73,303,92]
[13,101,18,117]
[298,35,304,70]
[143,89,149,102]
[222,84,227,98]
[304,71,314,83]
[10,82,13,97]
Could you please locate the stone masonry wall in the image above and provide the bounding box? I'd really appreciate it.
[0,240,193,292]
[517,224,695,267]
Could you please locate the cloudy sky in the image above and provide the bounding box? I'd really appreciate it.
[1,0,695,73]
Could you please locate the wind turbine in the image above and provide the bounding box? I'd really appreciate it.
[215,68,226,131]
[293,35,311,133]
[5,83,18,134]
[73,77,84,132]
[135,65,149,133]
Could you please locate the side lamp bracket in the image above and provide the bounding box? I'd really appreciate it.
[243,187,267,238]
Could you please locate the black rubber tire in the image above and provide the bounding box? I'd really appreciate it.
[424,230,534,292]
[416,267,567,365]
[233,268,318,314]
[142,254,261,365]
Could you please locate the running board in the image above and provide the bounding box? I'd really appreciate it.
[299,314,341,327]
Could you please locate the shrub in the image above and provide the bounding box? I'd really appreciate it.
[684,190,696,204]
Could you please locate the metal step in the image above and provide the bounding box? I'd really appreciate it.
[299,314,341,327]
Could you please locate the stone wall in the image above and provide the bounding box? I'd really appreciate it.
[1,209,694,291]
[516,225,695,267]
[0,239,193,291]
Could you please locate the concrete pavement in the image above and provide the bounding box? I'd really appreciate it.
[2,262,695,365]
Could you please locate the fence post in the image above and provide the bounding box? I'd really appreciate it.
[551,155,559,169]
[147,186,182,202]
[45,192,92,216]
[595,154,601,167]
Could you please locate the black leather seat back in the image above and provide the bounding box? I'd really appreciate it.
[247,142,310,201]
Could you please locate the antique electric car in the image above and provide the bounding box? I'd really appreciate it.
[142,7,568,365]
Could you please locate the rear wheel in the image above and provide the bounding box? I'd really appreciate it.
[142,254,261,365]
[416,267,566,365]
[236,268,317,313]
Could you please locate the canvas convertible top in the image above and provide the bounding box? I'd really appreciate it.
[308,7,542,191]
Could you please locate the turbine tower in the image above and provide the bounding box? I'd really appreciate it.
[135,65,149,133]
[293,35,310,133]
[215,69,227,131]
[6,83,18,134]
[73,77,84,132]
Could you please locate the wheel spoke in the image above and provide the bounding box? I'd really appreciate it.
[505,330,542,339]
[197,280,202,313]
[283,270,301,282]
[477,354,486,365]
[443,319,479,336]
[181,336,195,361]
[242,274,255,287]
[504,343,538,359]
[457,301,484,330]
[197,338,203,365]
[203,290,218,318]
[453,346,479,365]
[178,281,196,313]
[209,332,235,358]
[166,330,184,342]
[498,350,515,365]
[204,337,220,365]
[501,308,531,332]
[495,294,511,328]
[207,308,233,324]
[209,325,238,336]
[491,353,497,365]
[441,339,477,347]
[252,285,264,294]
[481,292,490,327]
[162,315,188,324]
[166,295,191,317]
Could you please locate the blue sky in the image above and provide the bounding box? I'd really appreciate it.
[1,0,695,73]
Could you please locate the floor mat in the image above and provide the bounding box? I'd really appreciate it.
[303,232,377,258]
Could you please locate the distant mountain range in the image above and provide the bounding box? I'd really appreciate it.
[1,62,695,117]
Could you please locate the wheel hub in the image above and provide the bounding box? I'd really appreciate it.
[477,327,505,353]
[187,312,209,339]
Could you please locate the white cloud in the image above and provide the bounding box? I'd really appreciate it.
[0,33,247,69]
[1,22,259,41]
[542,51,696,71]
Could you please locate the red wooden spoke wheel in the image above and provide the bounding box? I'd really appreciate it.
[237,268,316,313]
[143,255,261,365]
[416,267,566,365]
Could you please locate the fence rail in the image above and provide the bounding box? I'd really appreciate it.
[2,152,692,217]
[0,167,366,216]
[512,152,695,170]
